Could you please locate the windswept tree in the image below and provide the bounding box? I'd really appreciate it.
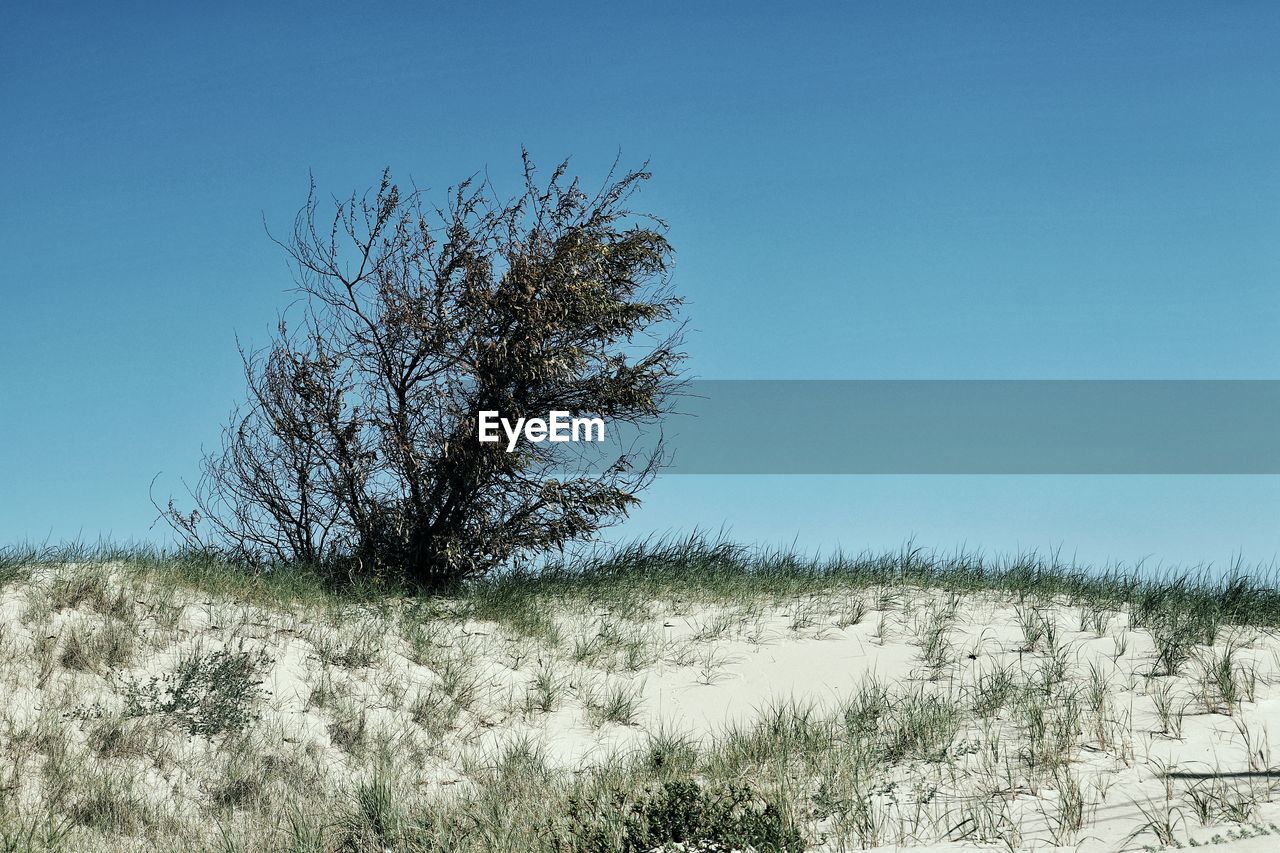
[168,153,685,587]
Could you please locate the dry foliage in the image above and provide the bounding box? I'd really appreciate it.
[166,153,685,587]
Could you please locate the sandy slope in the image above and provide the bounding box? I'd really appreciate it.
[2,564,1280,851]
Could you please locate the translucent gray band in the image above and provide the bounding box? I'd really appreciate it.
[609,380,1280,474]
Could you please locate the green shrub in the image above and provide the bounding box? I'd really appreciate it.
[621,780,805,853]
[123,647,272,736]
[546,780,804,853]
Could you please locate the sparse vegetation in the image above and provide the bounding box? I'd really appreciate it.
[4,537,1280,850]
[121,646,273,737]
[163,155,687,590]
[617,779,805,853]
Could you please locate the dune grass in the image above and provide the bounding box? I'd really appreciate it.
[7,534,1278,631]
[2,536,1280,851]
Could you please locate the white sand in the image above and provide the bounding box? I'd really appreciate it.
[3,566,1280,850]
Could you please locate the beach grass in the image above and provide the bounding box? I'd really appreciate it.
[1,536,1280,850]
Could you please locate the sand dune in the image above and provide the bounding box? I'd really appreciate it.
[3,560,1280,851]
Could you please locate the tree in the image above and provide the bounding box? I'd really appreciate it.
[167,153,685,588]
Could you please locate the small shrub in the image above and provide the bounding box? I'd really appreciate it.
[621,780,805,853]
[123,646,272,737]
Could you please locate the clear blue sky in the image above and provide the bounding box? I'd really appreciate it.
[3,2,1278,568]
